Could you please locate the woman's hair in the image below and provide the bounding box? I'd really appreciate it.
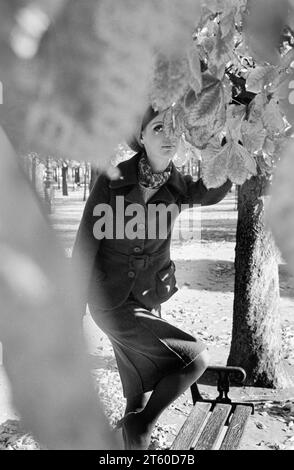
[127,105,159,152]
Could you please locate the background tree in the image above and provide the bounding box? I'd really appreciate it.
[61,161,68,197]
[44,156,55,213]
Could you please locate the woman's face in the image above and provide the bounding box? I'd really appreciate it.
[141,111,179,171]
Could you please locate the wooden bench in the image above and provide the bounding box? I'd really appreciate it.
[171,366,254,450]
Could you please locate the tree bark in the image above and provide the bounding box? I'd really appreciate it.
[44,156,54,214]
[83,163,87,202]
[75,166,80,185]
[57,164,61,190]
[62,163,68,196]
[227,175,292,388]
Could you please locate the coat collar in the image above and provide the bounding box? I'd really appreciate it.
[109,152,187,196]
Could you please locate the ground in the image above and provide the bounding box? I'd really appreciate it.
[0,184,294,450]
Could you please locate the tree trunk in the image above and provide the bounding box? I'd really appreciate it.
[62,164,68,196]
[83,163,88,202]
[57,165,61,190]
[227,175,292,388]
[75,166,80,185]
[44,156,54,214]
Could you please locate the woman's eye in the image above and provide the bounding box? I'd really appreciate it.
[153,124,163,134]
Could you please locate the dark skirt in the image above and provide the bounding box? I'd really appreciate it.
[88,296,206,398]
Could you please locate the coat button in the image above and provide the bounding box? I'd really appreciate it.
[128,271,135,279]
[133,246,142,253]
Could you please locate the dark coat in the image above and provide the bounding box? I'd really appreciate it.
[72,152,232,311]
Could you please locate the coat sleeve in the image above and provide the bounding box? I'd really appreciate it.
[182,175,232,206]
[71,173,110,315]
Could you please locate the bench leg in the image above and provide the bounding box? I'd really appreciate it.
[190,382,203,405]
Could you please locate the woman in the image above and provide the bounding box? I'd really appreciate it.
[73,105,232,449]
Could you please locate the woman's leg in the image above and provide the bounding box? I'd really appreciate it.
[123,349,209,450]
[125,391,152,414]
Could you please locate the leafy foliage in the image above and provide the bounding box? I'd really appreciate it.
[150,55,191,111]
[4,0,294,185]
[149,0,294,187]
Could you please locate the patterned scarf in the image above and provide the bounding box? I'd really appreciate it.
[138,154,172,189]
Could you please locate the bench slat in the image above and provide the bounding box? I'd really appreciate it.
[220,405,252,450]
[171,402,211,450]
[193,403,231,450]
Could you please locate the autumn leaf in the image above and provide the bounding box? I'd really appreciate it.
[227,147,250,184]
[263,137,276,155]
[226,117,242,142]
[220,10,235,38]
[202,139,257,188]
[172,136,190,166]
[184,113,226,150]
[202,142,229,188]
[200,37,215,55]
[248,94,267,124]
[183,76,226,149]
[281,48,294,69]
[187,45,202,94]
[227,104,247,121]
[184,80,223,127]
[185,123,216,149]
[236,143,257,174]
[222,75,233,105]
[150,54,190,111]
[241,121,267,153]
[226,104,245,141]
[209,25,231,77]
[246,66,277,94]
[202,72,221,90]
[213,99,227,134]
[262,100,286,134]
[227,142,257,184]
[163,105,185,143]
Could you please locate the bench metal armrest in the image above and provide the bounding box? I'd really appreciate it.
[191,365,254,415]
